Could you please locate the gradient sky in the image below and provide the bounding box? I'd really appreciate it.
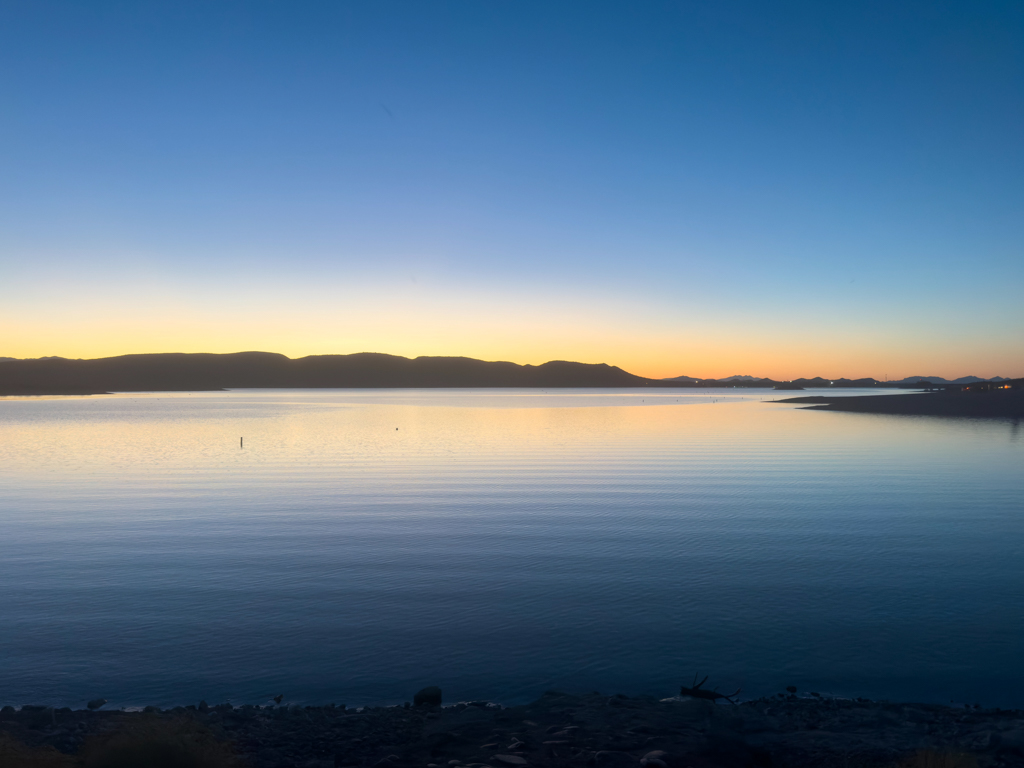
[1,1,1021,380]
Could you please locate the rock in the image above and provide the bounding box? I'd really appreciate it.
[640,751,697,768]
[427,731,461,754]
[198,699,209,712]
[593,750,637,768]
[492,756,528,766]
[415,686,443,707]
[639,751,668,768]
[999,729,1024,753]
[604,740,643,752]
[630,725,660,736]
[87,698,107,710]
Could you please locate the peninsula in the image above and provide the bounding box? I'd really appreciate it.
[777,386,1024,418]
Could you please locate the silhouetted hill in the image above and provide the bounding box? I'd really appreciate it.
[0,352,662,394]
[889,375,1007,386]
[2,353,1016,395]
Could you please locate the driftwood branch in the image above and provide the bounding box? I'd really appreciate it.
[680,674,741,703]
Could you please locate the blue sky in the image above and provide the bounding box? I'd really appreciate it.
[1,1,1021,378]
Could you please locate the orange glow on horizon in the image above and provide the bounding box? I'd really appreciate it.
[3,285,1020,381]
[2,333,1019,383]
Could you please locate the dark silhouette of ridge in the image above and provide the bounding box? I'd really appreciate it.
[0,352,662,395]
[2,352,1017,396]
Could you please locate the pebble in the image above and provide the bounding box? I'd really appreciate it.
[998,729,1024,750]
[491,755,528,766]
[594,751,636,768]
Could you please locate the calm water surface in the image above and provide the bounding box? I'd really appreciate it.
[1,388,1022,708]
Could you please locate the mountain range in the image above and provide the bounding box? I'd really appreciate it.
[665,373,1007,386]
[892,375,1007,385]
[0,352,656,395]
[0,352,1011,395]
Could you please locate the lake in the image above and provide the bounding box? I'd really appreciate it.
[1,388,1021,709]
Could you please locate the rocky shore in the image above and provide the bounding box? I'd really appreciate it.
[3,689,1024,768]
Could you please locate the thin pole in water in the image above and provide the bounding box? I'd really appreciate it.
[240,437,243,448]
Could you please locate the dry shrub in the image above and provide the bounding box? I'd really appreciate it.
[0,731,72,768]
[898,750,978,768]
[78,715,240,768]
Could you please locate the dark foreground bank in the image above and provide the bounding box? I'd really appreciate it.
[777,389,1024,418]
[4,689,1024,768]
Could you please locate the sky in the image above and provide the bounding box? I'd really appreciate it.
[1,1,1021,380]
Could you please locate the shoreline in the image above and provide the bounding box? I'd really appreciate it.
[4,689,1024,767]
[777,390,1024,418]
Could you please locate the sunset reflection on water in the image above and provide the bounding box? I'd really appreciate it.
[1,389,1021,709]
